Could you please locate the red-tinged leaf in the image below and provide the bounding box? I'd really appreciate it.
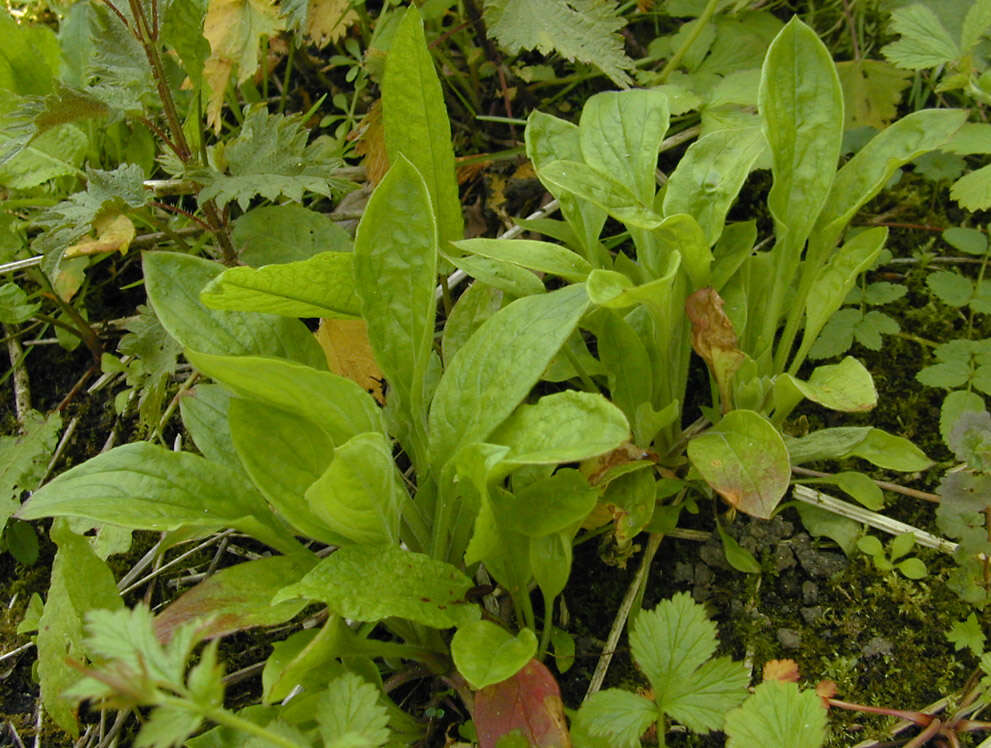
[474,659,571,748]
[685,287,745,412]
[153,554,316,643]
[762,659,800,683]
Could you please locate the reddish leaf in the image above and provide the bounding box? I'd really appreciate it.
[763,659,800,683]
[474,659,571,748]
[153,554,315,643]
[685,288,745,412]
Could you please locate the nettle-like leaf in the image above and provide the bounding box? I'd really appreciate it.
[197,108,352,210]
[0,410,62,541]
[0,282,40,324]
[917,339,991,394]
[882,3,960,70]
[483,0,635,87]
[316,672,391,747]
[117,304,182,431]
[86,2,157,112]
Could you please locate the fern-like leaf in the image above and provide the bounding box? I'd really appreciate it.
[483,0,634,87]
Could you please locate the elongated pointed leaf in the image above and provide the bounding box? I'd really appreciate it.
[428,284,589,470]
[451,622,537,689]
[186,349,383,446]
[272,544,480,628]
[200,252,361,318]
[143,251,325,368]
[382,5,462,246]
[18,443,300,554]
[785,427,872,464]
[579,89,670,205]
[453,238,592,282]
[688,410,790,519]
[776,357,877,415]
[179,384,241,471]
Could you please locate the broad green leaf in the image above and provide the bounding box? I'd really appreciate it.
[441,282,503,365]
[503,469,600,537]
[963,0,991,53]
[428,284,588,470]
[663,126,766,246]
[649,213,710,289]
[355,155,437,471]
[451,621,537,689]
[484,0,634,87]
[0,123,87,190]
[845,429,932,472]
[881,4,959,69]
[0,8,60,95]
[200,252,361,318]
[760,18,843,258]
[539,159,664,229]
[0,409,61,538]
[272,544,480,628]
[530,530,573,600]
[951,163,991,211]
[153,554,316,643]
[0,282,40,324]
[598,311,653,436]
[574,690,658,748]
[36,520,122,736]
[688,410,790,519]
[451,254,546,297]
[233,204,353,266]
[382,6,462,247]
[813,109,967,252]
[785,427,871,464]
[305,432,406,546]
[724,680,826,748]
[579,89,670,206]
[490,391,629,465]
[943,227,988,256]
[143,252,325,368]
[162,0,210,88]
[316,673,391,747]
[453,238,593,282]
[631,592,749,732]
[835,59,911,130]
[586,260,680,312]
[834,471,884,510]
[474,659,571,748]
[228,399,346,546]
[186,349,383,445]
[778,357,877,414]
[179,384,241,471]
[18,443,300,555]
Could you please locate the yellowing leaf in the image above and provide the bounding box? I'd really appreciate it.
[315,318,385,404]
[305,0,358,47]
[762,659,800,683]
[352,100,389,186]
[836,59,910,130]
[64,214,136,258]
[202,0,283,131]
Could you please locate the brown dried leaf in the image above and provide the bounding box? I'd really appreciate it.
[352,100,389,186]
[763,658,800,683]
[305,0,358,47]
[685,287,745,412]
[315,318,385,404]
[64,214,135,258]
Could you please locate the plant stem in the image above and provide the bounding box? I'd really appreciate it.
[655,0,721,83]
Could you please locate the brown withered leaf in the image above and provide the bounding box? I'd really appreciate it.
[315,318,385,404]
[351,100,388,186]
[305,0,358,47]
[685,287,745,412]
[64,214,135,258]
[763,659,801,683]
[815,679,838,708]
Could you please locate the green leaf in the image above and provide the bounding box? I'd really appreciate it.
[717,523,761,573]
[631,592,749,732]
[834,471,884,510]
[962,0,991,53]
[453,238,592,282]
[857,534,885,557]
[144,252,326,368]
[233,204,353,266]
[153,555,316,643]
[451,254,546,298]
[272,544,481,628]
[881,4,960,69]
[663,126,767,246]
[86,2,156,111]
[197,109,350,210]
[530,530,572,600]
[539,159,663,229]
[0,123,87,190]
[0,8,60,95]
[917,359,970,389]
[794,502,860,556]
[724,680,827,748]
[854,310,899,350]
[162,0,210,89]
[951,163,991,211]
[452,621,538,689]
[490,391,629,466]
[355,155,438,471]
[382,6,462,248]
[428,284,588,471]
[947,612,986,655]
[317,673,391,747]
[186,349,383,446]
[0,409,60,539]
[441,282,503,365]
[201,252,360,319]
[18,443,300,554]
[228,399,345,545]
[688,410,790,519]
[36,520,123,736]
[597,311,653,438]
[579,89,669,206]
[940,390,986,451]
[503,469,599,537]
[574,689,657,748]
[179,384,241,471]
[778,357,877,414]
[927,270,973,307]
[889,531,916,561]
[844,428,932,471]
[835,59,911,130]
[760,17,843,259]
[484,0,634,87]
[944,227,988,256]
[305,432,406,546]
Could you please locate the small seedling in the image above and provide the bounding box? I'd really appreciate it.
[856,532,928,579]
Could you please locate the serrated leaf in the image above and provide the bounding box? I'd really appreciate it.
[86,3,156,111]
[948,410,991,471]
[836,59,911,130]
[202,0,284,130]
[574,689,657,748]
[197,109,349,209]
[854,310,899,350]
[947,612,985,655]
[162,0,210,88]
[917,360,970,389]
[272,544,481,628]
[863,281,907,305]
[940,390,986,452]
[962,0,991,53]
[316,673,390,747]
[944,227,988,256]
[951,163,991,211]
[882,4,960,69]
[0,123,87,189]
[927,270,973,307]
[724,680,826,747]
[452,623,538,689]
[484,0,634,87]
[0,409,62,538]
[808,308,860,359]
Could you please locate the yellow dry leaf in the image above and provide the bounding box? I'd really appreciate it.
[64,214,136,258]
[202,0,283,132]
[305,0,358,47]
[315,318,385,404]
[352,100,389,186]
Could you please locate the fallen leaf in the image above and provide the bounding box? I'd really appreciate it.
[352,100,389,186]
[315,318,385,403]
[763,659,800,683]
